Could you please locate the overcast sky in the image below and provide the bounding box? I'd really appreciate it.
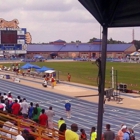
[0,0,140,43]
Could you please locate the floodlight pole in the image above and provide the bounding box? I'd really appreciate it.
[97,26,108,140]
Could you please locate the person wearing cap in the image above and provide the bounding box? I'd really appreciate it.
[58,118,65,129]
[65,123,79,140]
[65,100,71,118]
[117,124,124,140]
[122,126,130,140]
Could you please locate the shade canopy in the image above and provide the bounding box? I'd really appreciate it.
[130,51,140,56]
[79,0,140,27]
[45,70,55,74]
[21,63,41,69]
[34,55,44,59]
[36,66,54,72]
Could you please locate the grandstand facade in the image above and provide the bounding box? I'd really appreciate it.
[26,39,136,59]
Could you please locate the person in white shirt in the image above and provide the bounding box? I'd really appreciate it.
[20,98,29,118]
[3,93,8,100]
[0,100,6,111]
[46,106,55,129]
[15,129,29,140]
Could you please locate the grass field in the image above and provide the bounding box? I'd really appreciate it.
[2,62,140,90]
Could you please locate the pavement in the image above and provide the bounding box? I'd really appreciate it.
[0,70,140,139]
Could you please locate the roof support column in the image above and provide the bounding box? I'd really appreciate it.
[97,26,108,140]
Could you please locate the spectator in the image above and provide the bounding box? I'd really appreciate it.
[46,106,55,129]
[20,98,29,118]
[117,124,124,140]
[17,96,21,103]
[33,104,41,123]
[28,102,34,119]
[12,100,20,115]
[59,123,67,140]
[90,127,97,140]
[3,93,8,100]
[27,135,35,140]
[8,91,12,98]
[65,100,71,118]
[67,73,71,82]
[0,99,6,111]
[51,77,55,88]
[16,129,29,140]
[122,126,130,140]
[103,124,115,140]
[128,128,135,140]
[39,109,48,127]
[80,129,87,140]
[65,123,79,140]
[58,117,65,129]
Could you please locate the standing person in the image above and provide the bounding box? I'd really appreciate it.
[46,106,55,129]
[65,100,71,118]
[128,128,135,140]
[117,124,124,140]
[122,126,130,140]
[39,109,48,127]
[11,100,20,115]
[51,77,55,88]
[103,124,115,140]
[65,123,79,140]
[90,127,97,140]
[59,123,67,140]
[28,102,34,119]
[58,118,65,129]
[80,129,87,140]
[8,91,12,98]
[67,73,71,82]
[32,104,41,123]
[20,98,29,118]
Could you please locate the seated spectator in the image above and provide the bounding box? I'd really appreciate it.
[16,129,29,140]
[39,109,48,127]
[58,117,65,129]
[90,127,97,140]
[59,123,67,140]
[103,124,115,140]
[80,129,87,140]
[65,123,79,140]
[0,121,14,137]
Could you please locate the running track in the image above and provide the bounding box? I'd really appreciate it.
[0,79,140,139]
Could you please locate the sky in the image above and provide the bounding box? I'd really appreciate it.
[0,0,140,43]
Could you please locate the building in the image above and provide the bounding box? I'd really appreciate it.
[26,39,136,59]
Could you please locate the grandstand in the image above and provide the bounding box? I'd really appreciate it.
[27,39,136,59]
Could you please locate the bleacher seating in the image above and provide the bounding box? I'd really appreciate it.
[0,111,64,140]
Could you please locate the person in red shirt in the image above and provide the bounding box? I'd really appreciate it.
[39,109,48,127]
[12,100,20,115]
[8,92,12,98]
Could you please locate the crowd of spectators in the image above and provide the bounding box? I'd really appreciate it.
[0,91,136,140]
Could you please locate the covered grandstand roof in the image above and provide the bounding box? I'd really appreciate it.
[27,43,133,52]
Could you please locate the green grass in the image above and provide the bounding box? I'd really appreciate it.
[1,62,140,90]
